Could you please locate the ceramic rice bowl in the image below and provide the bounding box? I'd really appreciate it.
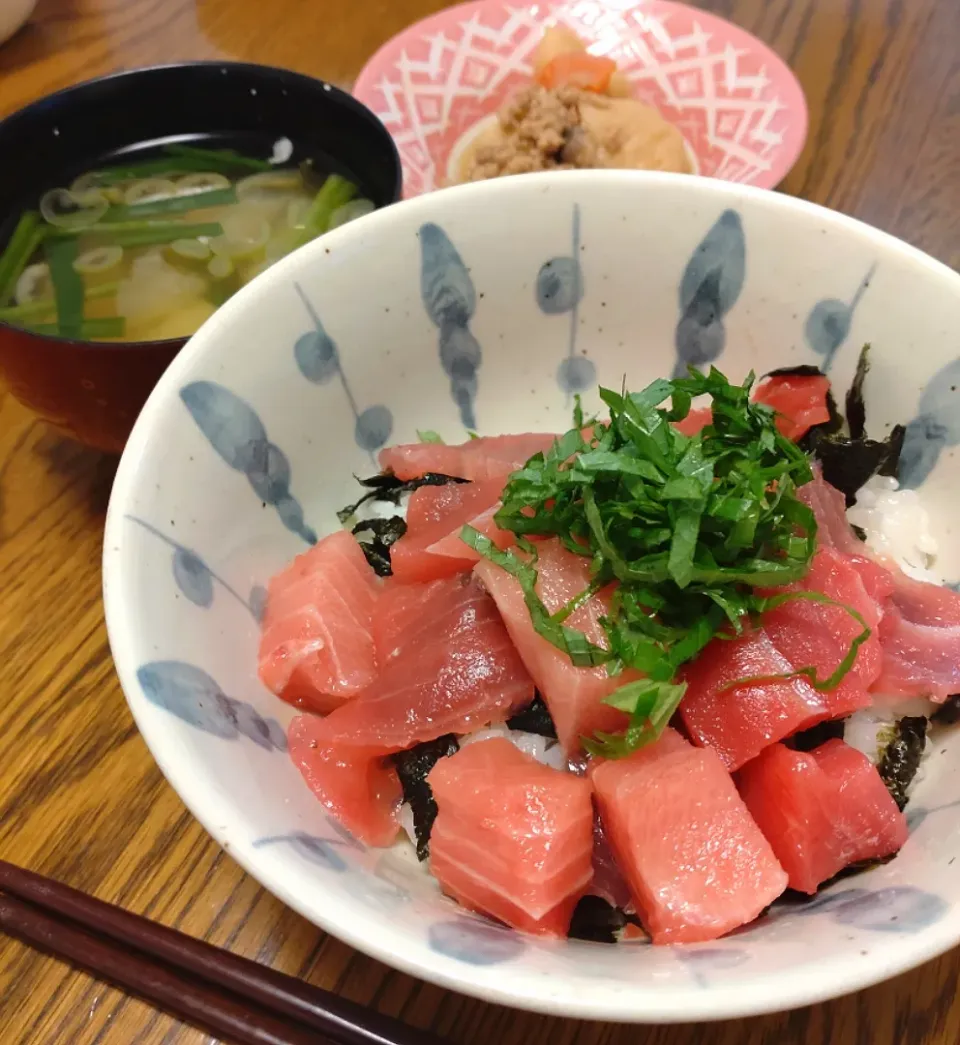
[104,170,960,1023]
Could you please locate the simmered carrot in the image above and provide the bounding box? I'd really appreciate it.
[536,53,617,93]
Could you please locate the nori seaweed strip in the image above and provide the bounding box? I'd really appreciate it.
[393,734,459,861]
[810,427,905,505]
[785,718,846,752]
[568,896,629,943]
[762,364,827,379]
[851,524,868,542]
[506,693,558,739]
[845,344,871,440]
[337,472,467,524]
[796,387,844,454]
[877,423,905,478]
[352,516,406,577]
[877,716,928,811]
[932,695,960,725]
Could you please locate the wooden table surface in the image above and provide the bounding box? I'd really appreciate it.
[1,0,959,1042]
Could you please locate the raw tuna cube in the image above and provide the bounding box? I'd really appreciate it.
[752,373,832,441]
[371,576,451,665]
[475,538,632,754]
[390,478,513,582]
[428,737,594,935]
[258,530,379,713]
[797,471,864,555]
[872,567,960,701]
[288,714,401,847]
[380,433,558,482]
[680,628,838,771]
[738,740,907,893]
[761,545,881,714]
[812,740,910,857]
[318,576,534,752]
[590,729,787,943]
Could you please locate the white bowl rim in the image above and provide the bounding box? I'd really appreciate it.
[103,169,960,1022]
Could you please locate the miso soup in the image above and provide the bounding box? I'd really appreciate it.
[0,142,375,342]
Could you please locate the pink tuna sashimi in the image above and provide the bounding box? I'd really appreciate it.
[761,546,880,714]
[872,568,960,701]
[591,728,787,944]
[798,471,864,556]
[371,577,452,665]
[738,740,907,894]
[288,714,401,847]
[812,740,909,853]
[673,407,712,436]
[428,737,594,936]
[680,628,841,771]
[258,530,379,713]
[380,433,558,482]
[318,576,534,752]
[752,373,832,442]
[474,538,632,755]
[797,471,898,598]
[390,478,512,582]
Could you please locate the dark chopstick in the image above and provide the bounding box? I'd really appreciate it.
[0,860,446,1045]
[0,892,317,1045]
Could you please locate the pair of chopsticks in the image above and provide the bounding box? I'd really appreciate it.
[0,859,447,1045]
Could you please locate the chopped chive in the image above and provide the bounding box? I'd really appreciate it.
[109,223,224,248]
[104,186,237,222]
[0,280,119,324]
[296,174,358,246]
[463,366,861,759]
[164,144,273,172]
[82,157,239,185]
[27,316,126,339]
[0,212,45,307]
[47,220,224,241]
[44,238,84,338]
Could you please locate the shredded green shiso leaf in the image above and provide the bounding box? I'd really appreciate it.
[463,366,868,759]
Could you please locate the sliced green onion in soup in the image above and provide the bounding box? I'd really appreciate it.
[14,262,53,306]
[175,172,232,196]
[328,198,376,230]
[285,197,311,230]
[206,254,240,304]
[209,214,270,264]
[163,238,213,270]
[40,188,109,230]
[73,245,125,281]
[236,170,303,202]
[122,178,178,206]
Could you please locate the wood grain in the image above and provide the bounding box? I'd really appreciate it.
[0,0,958,1042]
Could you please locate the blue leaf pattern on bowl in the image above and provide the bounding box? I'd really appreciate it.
[253,831,354,872]
[248,583,269,624]
[905,797,960,832]
[678,947,749,986]
[172,547,214,608]
[772,885,948,933]
[897,357,960,488]
[803,264,875,372]
[293,283,393,459]
[137,660,286,751]
[126,516,260,620]
[419,222,481,429]
[180,381,317,544]
[536,204,596,397]
[674,210,745,378]
[428,917,526,965]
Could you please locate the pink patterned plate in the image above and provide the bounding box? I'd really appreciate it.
[354,0,808,198]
